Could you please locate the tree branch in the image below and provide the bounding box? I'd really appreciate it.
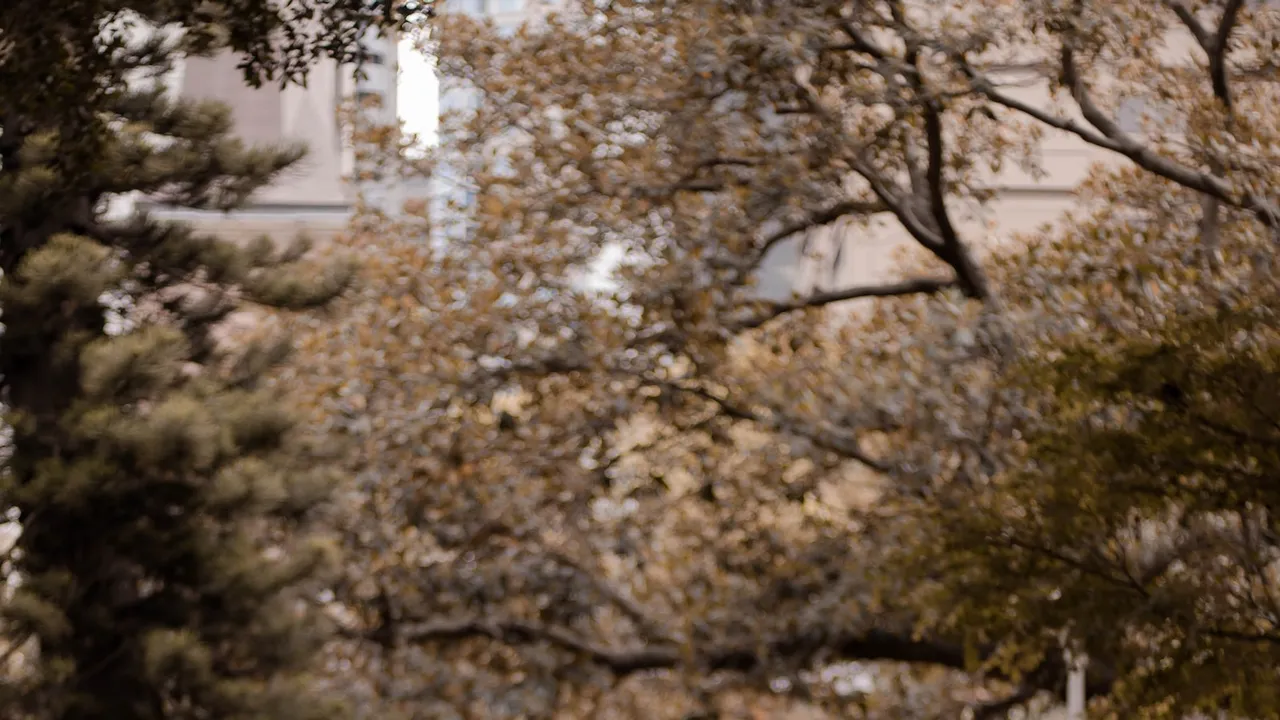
[670,179,739,194]
[692,156,761,171]
[838,21,898,64]
[374,616,677,674]
[1202,628,1280,645]
[343,611,1117,704]
[844,18,992,301]
[1165,1,1213,52]
[753,198,890,264]
[734,276,958,330]
[0,631,33,671]
[1197,0,1244,255]
[542,547,674,642]
[964,53,1280,231]
[961,66,1123,152]
[795,23,982,268]
[922,102,992,300]
[641,157,764,198]
[1058,46,1135,145]
[850,156,947,252]
[1210,0,1245,110]
[667,381,892,473]
[352,614,973,676]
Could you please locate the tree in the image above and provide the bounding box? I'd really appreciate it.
[299,0,1280,717]
[0,5,406,718]
[898,166,1280,718]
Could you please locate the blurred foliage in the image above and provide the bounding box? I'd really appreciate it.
[292,0,1280,718]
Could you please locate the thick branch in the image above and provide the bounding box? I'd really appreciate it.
[966,55,1280,230]
[1166,1,1213,51]
[837,14,994,300]
[367,616,973,676]
[795,25,972,262]
[962,67,1122,151]
[1059,47,1135,144]
[349,612,1117,703]
[851,157,946,251]
[1167,0,1246,106]
[1210,0,1245,110]
[735,276,958,330]
[1199,0,1244,253]
[922,103,992,300]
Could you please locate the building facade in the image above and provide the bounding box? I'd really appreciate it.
[112,26,401,243]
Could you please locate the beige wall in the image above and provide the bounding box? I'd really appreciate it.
[131,203,352,250]
[757,22,1208,300]
[160,28,400,240]
[756,176,1103,302]
[179,53,350,208]
[756,83,1135,299]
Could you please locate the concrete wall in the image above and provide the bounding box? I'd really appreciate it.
[139,207,353,246]
[756,26,1202,300]
[141,27,403,238]
[179,53,349,208]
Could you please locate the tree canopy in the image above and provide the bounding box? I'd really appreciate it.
[6,0,1280,717]
[292,0,1280,717]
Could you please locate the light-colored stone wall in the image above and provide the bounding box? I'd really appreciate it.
[145,27,402,239]
[759,26,1202,300]
[142,209,352,246]
[179,53,350,208]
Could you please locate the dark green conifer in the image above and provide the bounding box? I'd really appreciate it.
[0,7,391,718]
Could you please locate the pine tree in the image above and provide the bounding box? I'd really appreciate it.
[0,8,394,719]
